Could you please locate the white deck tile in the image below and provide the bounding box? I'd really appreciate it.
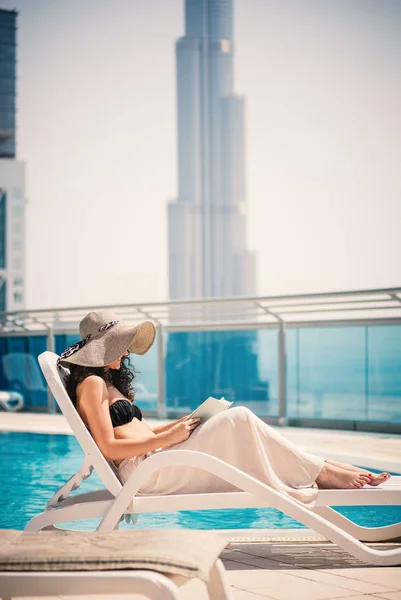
[280,568,399,595]
[228,569,361,600]
[320,568,401,590]
[231,589,274,599]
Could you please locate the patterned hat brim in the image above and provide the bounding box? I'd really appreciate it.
[58,321,156,368]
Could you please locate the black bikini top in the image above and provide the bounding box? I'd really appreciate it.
[109,399,142,427]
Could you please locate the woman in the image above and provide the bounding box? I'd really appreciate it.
[60,309,390,507]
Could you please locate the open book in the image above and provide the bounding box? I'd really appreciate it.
[188,396,233,423]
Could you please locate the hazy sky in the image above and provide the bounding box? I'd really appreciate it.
[1,0,400,309]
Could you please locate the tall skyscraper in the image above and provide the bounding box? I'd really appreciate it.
[0,9,16,160]
[166,1,268,412]
[168,0,256,300]
[0,9,25,313]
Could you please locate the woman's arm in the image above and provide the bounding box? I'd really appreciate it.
[78,377,199,461]
[150,415,190,434]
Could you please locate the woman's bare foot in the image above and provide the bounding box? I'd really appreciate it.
[367,472,391,486]
[326,460,391,486]
[316,463,372,489]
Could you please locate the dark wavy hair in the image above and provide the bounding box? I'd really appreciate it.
[65,355,137,405]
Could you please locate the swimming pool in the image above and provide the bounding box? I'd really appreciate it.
[1,431,400,531]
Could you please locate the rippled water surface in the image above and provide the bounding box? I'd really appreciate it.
[1,431,400,531]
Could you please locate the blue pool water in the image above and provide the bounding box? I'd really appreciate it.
[1,431,400,531]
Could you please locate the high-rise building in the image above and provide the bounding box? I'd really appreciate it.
[0,9,25,312]
[168,0,256,300]
[166,1,268,412]
[0,9,16,159]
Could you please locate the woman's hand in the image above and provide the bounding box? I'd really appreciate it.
[175,414,194,423]
[167,418,201,444]
[151,414,196,434]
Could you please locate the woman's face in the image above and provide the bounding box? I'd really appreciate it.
[106,351,129,370]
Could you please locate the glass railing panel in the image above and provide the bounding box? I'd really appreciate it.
[0,322,399,427]
[165,329,274,416]
[295,326,367,421]
[367,325,401,423]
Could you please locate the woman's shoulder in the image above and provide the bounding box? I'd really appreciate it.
[77,374,107,396]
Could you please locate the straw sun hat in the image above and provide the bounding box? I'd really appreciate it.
[58,310,156,368]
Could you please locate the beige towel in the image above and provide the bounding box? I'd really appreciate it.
[0,529,227,582]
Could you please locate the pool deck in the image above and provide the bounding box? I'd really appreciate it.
[1,412,401,600]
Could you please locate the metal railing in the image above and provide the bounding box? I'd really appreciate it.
[0,286,400,432]
[1,286,401,331]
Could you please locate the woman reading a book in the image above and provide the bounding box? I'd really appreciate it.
[60,310,390,507]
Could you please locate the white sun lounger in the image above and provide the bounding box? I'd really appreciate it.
[1,571,183,600]
[0,390,24,412]
[0,528,229,600]
[26,351,401,567]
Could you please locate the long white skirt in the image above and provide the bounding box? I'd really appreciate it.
[117,406,325,506]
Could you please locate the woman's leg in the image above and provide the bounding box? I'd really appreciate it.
[236,411,382,489]
[120,407,376,501]
[136,407,323,504]
[226,409,373,490]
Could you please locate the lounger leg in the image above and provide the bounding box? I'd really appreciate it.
[206,559,232,600]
